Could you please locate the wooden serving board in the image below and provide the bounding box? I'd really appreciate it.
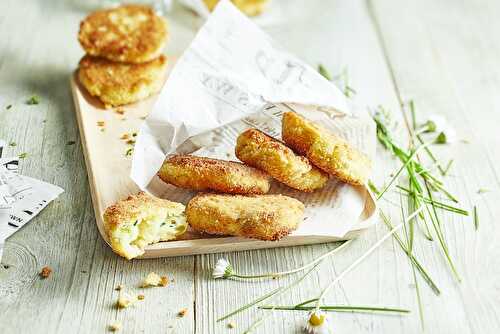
[70,71,376,258]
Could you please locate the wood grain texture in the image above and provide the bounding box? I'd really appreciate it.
[369,1,500,332]
[194,0,414,333]
[0,0,498,333]
[0,1,195,333]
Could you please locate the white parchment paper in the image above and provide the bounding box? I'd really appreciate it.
[131,0,377,238]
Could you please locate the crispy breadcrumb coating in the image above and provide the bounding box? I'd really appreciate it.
[235,128,329,192]
[78,54,167,108]
[186,193,304,241]
[282,112,372,185]
[158,155,271,194]
[103,192,187,260]
[78,5,168,63]
[203,0,269,16]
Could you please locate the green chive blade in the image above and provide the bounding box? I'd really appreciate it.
[317,64,332,81]
[473,206,479,231]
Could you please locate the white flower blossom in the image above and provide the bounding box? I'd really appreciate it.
[304,310,333,334]
[212,258,234,279]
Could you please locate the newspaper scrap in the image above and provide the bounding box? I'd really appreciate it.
[131,0,377,239]
[0,143,64,262]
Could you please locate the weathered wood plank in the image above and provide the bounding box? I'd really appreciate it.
[194,1,416,333]
[369,0,500,332]
[2,0,499,333]
[0,1,195,333]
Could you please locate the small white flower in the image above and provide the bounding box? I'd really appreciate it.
[212,258,234,279]
[424,114,448,133]
[304,310,333,334]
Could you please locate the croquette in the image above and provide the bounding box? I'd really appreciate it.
[103,192,187,260]
[158,155,271,194]
[78,4,168,63]
[186,193,304,241]
[282,112,372,185]
[235,128,328,192]
[203,0,269,16]
[78,54,167,107]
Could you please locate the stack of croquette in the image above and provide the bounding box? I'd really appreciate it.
[77,5,169,108]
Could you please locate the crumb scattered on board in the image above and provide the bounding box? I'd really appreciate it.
[159,276,168,287]
[115,284,124,291]
[178,308,188,317]
[138,294,145,300]
[227,321,236,329]
[125,148,133,157]
[39,266,52,279]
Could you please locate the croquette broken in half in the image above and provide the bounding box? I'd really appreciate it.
[103,192,187,260]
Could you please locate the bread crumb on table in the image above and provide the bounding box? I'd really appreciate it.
[159,276,168,287]
[116,291,136,309]
[178,308,188,317]
[115,284,124,291]
[141,272,162,287]
[39,266,52,279]
[108,322,122,332]
[227,321,236,329]
[137,294,145,300]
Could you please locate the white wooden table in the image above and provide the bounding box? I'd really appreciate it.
[1,0,499,333]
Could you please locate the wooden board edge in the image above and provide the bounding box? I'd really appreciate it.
[70,73,110,246]
[70,74,379,258]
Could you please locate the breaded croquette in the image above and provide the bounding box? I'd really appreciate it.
[103,192,187,259]
[186,193,304,241]
[235,129,328,192]
[282,112,372,185]
[78,54,168,107]
[203,0,269,16]
[158,155,271,194]
[78,5,168,63]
